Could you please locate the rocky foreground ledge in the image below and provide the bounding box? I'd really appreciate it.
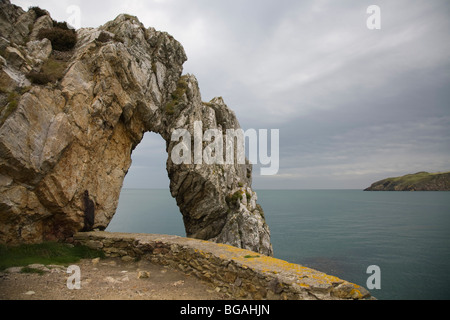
[74,231,373,300]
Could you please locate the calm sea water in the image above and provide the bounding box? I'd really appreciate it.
[107,189,450,300]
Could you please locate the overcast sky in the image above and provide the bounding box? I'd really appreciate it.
[12,0,450,189]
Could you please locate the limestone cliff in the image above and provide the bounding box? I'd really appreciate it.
[0,1,273,256]
[364,171,450,191]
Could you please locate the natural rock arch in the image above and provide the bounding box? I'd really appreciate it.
[0,3,273,256]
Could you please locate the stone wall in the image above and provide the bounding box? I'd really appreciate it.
[74,231,372,300]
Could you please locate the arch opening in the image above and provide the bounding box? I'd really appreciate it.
[106,132,185,237]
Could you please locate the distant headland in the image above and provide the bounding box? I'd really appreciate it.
[364,171,450,191]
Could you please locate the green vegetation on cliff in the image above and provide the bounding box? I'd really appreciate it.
[0,242,104,271]
[364,171,450,191]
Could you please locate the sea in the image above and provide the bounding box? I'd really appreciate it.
[107,189,450,300]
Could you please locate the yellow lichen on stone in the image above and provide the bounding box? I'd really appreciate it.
[74,232,372,300]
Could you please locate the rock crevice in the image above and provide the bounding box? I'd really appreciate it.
[0,1,273,256]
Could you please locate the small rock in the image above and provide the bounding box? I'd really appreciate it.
[121,256,134,263]
[27,264,50,272]
[104,276,121,284]
[86,240,103,250]
[5,267,23,273]
[4,47,27,69]
[137,271,150,279]
[101,260,117,267]
[92,258,100,266]
[172,280,184,287]
[24,291,35,296]
[26,38,52,61]
[47,265,65,273]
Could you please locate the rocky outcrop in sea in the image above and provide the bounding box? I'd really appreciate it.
[364,171,450,191]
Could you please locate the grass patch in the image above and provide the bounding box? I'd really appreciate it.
[52,20,71,30]
[384,172,445,187]
[389,172,438,183]
[97,32,112,43]
[40,57,68,81]
[369,171,450,191]
[0,242,104,271]
[226,191,244,206]
[29,6,48,19]
[6,91,19,108]
[0,91,20,126]
[256,204,266,220]
[165,100,178,116]
[27,56,68,85]
[38,27,77,52]
[165,75,189,115]
[244,255,260,259]
[26,71,52,85]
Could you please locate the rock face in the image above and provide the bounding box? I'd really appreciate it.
[364,171,450,191]
[0,1,273,256]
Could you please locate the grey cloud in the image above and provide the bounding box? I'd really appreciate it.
[11,0,450,189]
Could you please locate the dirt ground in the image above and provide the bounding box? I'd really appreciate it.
[0,257,230,301]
